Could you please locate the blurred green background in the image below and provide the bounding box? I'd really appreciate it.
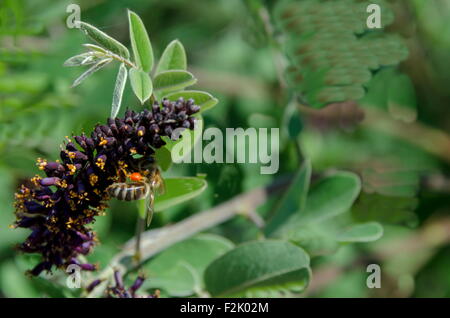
[0,0,449,297]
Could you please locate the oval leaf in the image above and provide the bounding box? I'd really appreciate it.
[128,10,154,73]
[144,234,234,296]
[155,39,187,74]
[336,222,384,243]
[153,70,197,95]
[63,53,99,67]
[204,240,311,297]
[164,90,218,113]
[154,177,207,212]
[71,58,112,87]
[265,159,312,236]
[298,172,361,224]
[79,21,129,59]
[129,68,152,104]
[154,146,172,171]
[83,43,108,54]
[111,63,127,118]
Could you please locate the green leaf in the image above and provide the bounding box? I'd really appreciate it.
[283,100,303,138]
[79,21,129,59]
[128,10,154,73]
[155,39,187,74]
[153,70,197,96]
[154,146,172,171]
[164,90,218,113]
[63,52,99,67]
[272,173,380,256]
[283,222,341,256]
[296,171,361,225]
[265,159,311,236]
[111,63,127,118]
[144,234,234,296]
[71,58,112,87]
[129,68,152,104]
[359,68,393,110]
[82,43,108,54]
[1,261,39,297]
[154,177,207,212]
[336,222,384,243]
[204,240,311,297]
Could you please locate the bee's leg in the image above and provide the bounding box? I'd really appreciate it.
[145,192,155,227]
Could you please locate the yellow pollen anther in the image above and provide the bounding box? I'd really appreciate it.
[89,174,99,186]
[36,158,47,170]
[31,175,42,186]
[67,164,77,175]
[57,180,68,188]
[99,137,108,146]
[96,158,105,170]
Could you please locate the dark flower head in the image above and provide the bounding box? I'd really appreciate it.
[103,270,158,298]
[13,98,200,276]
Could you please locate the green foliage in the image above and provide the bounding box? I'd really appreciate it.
[204,240,311,297]
[111,63,128,118]
[154,177,208,212]
[360,68,417,122]
[71,57,112,87]
[153,70,197,98]
[155,39,187,74]
[128,67,152,104]
[270,170,384,256]
[273,0,411,112]
[336,222,383,243]
[1,0,448,299]
[79,22,130,59]
[144,234,234,296]
[292,171,361,224]
[128,10,154,73]
[265,159,311,236]
[65,11,215,120]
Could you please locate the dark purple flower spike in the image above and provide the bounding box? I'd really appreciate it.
[13,98,200,276]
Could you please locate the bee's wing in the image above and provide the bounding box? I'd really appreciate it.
[145,192,155,227]
[157,177,166,196]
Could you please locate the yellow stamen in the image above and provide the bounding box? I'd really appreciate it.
[67,164,77,175]
[99,137,108,146]
[89,174,98,186]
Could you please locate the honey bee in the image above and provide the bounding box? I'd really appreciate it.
[107,165,165,227]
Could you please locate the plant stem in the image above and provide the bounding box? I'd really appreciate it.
[133,215,145,264]
[106,50,137,69]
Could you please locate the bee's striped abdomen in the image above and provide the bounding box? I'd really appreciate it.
[108,182,149,201]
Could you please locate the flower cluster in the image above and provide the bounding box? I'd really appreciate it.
[13,98,200,276]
